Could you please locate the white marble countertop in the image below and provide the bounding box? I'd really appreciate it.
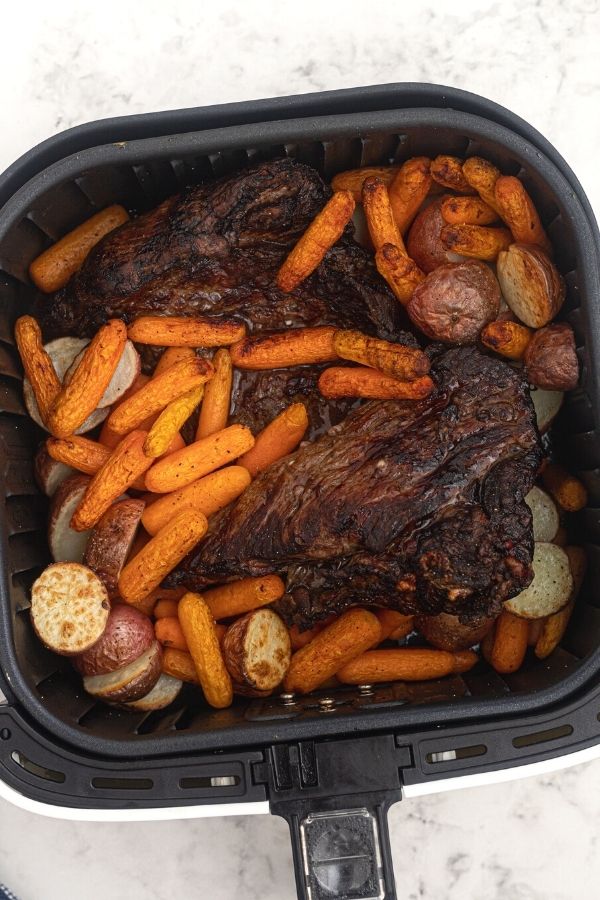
[2,1,600,898]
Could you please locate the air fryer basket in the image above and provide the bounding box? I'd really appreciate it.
[1,84,600,899]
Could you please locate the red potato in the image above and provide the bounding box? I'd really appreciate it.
[34,444,75,497]
[30,562,109,655]
[406,197,461,273]
[504,543,573,619]
[65,339,141,408]
[524,323,579,391]
[414,612,495,652]
[497,244,565,328]
[73,604,155,676]
[221,609,291,693]
[83,641,162,703]
[124,673,183,711]
[407,260,501,344]
[83,499,145,599]
[48,474,92,563]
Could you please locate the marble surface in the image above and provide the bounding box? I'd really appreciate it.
[2,1,600,898]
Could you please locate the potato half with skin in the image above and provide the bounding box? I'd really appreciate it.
[407,260,501,344]
[83,641,162,703]
[48,474,91,563]
[83,498,145,599]
[497,244,565,328]
[222,609,291,693]
[414,612,495,652]
[504,543,573,619]
[524,323,579,391]
[530,388,564,433]
[34,443,75,497]
[73,604,155,677]
[31,562,109,656]
[124,673,183,711]
[406,197,459,273]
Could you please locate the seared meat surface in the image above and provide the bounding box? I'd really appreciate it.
[171,348,542,625]
[42,158,409,436]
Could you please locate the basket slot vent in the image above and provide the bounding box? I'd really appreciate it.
[321,138,363,178]
[130,163,180,209]
[5,494,46,536]
[0,278,26,343]
[0,217,50,284]
[426,743,487,764]
[208,149,251,180]
[245,145,287,166]
[91,776,153,790]
[8,533,48,575]
[11,750,65,783]
[179,774,240,789]
[284,141,325,170]
[26,180,97,242]
[74,165,147,211]
[135,704,189,735]
[560,389,595,435]
[0,343,21,380]
[0,377,26,416]
[359,133,398,167]
[556,429,600,471]
[512,723,573,749]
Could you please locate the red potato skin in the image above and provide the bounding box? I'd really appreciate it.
[524,323,579,391]
[83,499,145,599]
[84,642,163,703]
[407,197,456,273]
[407,260,501,344]
[414,612,496,651]
[73,604,155,676]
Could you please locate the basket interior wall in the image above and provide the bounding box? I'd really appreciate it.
[1,122,599,748]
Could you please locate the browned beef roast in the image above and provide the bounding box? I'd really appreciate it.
[41,158,411,437]
[170,347,542,626]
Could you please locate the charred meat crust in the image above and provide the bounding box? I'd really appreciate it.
[170,347,542,626]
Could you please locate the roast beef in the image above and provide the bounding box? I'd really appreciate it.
[171,347,542,625]
[41,158,410,437]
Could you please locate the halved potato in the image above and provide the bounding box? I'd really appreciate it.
[124,673,183,711]
[497,244,565,328]
[83,641,162,703]
[525,486,559,542]
[31,562,109,655]
[34,443,74,496]
[73,604,155,676]
[534,545,586,659]
[222,608,291,693]
[83,499,145,599]
[48,474,92,563]
[65,339,140,408]
[530,388,564,434]
[504,543,573,619]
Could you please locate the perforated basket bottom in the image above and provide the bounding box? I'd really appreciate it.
[1,107,599,755]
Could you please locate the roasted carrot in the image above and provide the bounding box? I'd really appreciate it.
[144,424,255,493]
[141,465,251,535]
[388,157,432,234]
[118,509,208,608]
[196,348,232,439]
[106,356,213,436]
[480,320,532,360]
[541,463,588,512]
[375,242,425,305]
[29,205,129,293]
[153,598,180,619]
[337,648,461,684]
[431,155,474,193]
[331,166,399,200]
[14,316,61,424]
[489,611,529,674]
[155,616,189,651]
[46,319,127,438]
[362,176,406,254]
[45,435,145,490]
[144,385,203,458]
[70,430,154,531]
[162,647,198,683]
[202,575,286,621]
[230,326,338,370]
[154,346,196,376]
[318,367,434,401]
[128,316,245,347]
[440,224,512,261]
[462,157,502,213]
[276,191,355,292]
[284,608,382,694]
[238,403,308,477]
[376,609,415,642]
[494,175,552,254]
[333,330,430,380]
[441,195,498,226]
[178,592,233,708]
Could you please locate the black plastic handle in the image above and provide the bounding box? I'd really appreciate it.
[277,798,397,899]
[265,735,404,900]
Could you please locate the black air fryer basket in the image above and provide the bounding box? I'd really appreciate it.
[1,84,600,900]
